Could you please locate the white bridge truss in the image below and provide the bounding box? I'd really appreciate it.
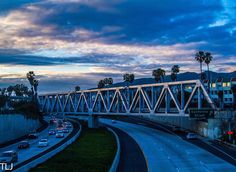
[39,80,215,116]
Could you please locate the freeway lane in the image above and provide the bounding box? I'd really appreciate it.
[122,116,236,166]
[0,119,77,172]
[101,119,236,172]
[108,127,148,172]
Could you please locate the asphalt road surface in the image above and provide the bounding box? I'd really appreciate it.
[102,118,236,172]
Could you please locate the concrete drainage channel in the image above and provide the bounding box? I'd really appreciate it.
[14,118,82,172]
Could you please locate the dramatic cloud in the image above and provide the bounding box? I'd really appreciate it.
[0,0,235,93]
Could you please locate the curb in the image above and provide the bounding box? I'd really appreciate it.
[215,139,236,148]
[14,119,82,172]
[106,127,121,172]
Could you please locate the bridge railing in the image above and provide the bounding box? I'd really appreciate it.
[38,80,216,116]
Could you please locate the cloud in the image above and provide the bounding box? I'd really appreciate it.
[0,0,235,93]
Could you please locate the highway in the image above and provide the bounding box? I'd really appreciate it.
[0,118,78,172]
[101,118,236,172]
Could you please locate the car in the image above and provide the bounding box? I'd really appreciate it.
[56,130,64,138]
[186,133,198,140]
[18,141,30,149]
[65,124,72,129]
[0,151,18,163]
[38,139,49,147]
[58,120,63,127]
[48,129,56,135]
[172,126,181,132]
[62,129,69,133]
[28,133,38,139]
[112,120,116,124]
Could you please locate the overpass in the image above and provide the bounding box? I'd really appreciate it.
[38,80,216,128]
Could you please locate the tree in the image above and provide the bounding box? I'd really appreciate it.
[201,72,207,81]
[195,51,205,81]
[0,95,7,110]
[123,74,135,85]
[75,86,80,92]
[170,65,180,81]
[26,71,39,102]
[107,78,113,85]
[7,86,14,96]
[98,80,105,88]
[204,52,213,91]
[152,68,165,82]
[103,78,113,86]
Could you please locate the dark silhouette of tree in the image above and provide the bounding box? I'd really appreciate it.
[98,80,105,88]
[195,51,205,81]
[75,86,81,92]
[152,68,165,82]
[170,65,180,81]
[204,52,213,92]
[123,74,135,85]
[26,71,39,102]
[103,78,113,86]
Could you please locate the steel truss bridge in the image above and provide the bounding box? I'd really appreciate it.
[39,80,215,117]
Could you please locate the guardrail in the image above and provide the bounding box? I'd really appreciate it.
[107,127,121,172]
[14,119,81,172]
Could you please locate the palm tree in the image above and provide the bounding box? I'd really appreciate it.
[26,71,35,95]
[171,65,180,81]
[26,71,39,102]
[75,86,80,92]
[195,51,205,80]
[204,52,213,91]
[152,68,165,82]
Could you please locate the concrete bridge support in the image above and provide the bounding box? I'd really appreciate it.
[88,109,99,128]
[88,115,99,128]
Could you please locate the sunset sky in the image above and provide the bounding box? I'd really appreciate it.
[0,0,235,93]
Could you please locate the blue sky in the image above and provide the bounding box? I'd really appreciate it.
[0,0,235,93]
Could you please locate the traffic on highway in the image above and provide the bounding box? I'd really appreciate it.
[0,117,73,171]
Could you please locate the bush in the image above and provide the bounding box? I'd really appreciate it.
[12,101,42,120]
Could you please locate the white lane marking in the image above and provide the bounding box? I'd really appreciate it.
[202,141,236,161]
[135,117,236,162]
[200,161,211,172]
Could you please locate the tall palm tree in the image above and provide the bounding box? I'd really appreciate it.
[171,65,180,81]
[152,68,165,83]
[26,71,35,95]
[204,52,213,91]
[26,71,39,102]
[195,51,205,80]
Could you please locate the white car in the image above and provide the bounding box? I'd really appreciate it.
[38,139,49,147]
[56,130,64,138]
[186,133,198,140]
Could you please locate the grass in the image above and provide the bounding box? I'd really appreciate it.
[31,121,117,172]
